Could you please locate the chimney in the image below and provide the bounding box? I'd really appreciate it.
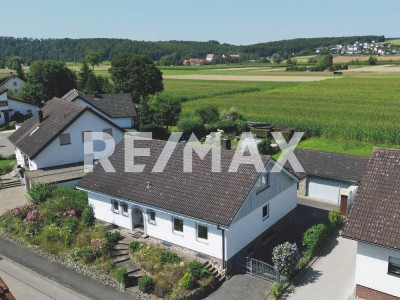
[38,108,44,123]
[221,138,231,150]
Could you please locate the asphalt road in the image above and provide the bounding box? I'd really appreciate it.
[0,237,137,300]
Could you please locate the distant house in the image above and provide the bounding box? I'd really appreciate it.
[343,148,400,299]
[62,89,137,129]
[0,73,26,95]
[290,149,368,211]
[77,138,299,272]
[8,98,125,188]
[206,54,214,62]
[0,88,38,125]
[186,58,205,66]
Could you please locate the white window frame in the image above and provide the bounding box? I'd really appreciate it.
[196,224,208,242]
[256,173,270,193]
[262,203,270,220]
[172,217,184,235]
[59,133,71,146]
[121,202,129,217]
[388,256,400,277]
[148,210,156,224]
[111,200,119,214]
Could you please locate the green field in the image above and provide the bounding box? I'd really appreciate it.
[178,77,400,145]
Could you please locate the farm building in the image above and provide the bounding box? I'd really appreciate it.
[62,89,137,129]
[77,138,299,273]
[291,149,368,212]
[343,148,400,299]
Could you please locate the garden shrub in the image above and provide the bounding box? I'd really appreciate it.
[272,242,300,277]
[180,272,196,290]
[302,223,329,253]
[105,231,121,245]
[214,119,238,133]
[41,223,62,241]
[28,183,56,204]
[81,205,95,227]
[188,260,209,279]
[328,210,343,229]
[129,241,140,253]
[138,275,154,293]
[61,216,78,233]
[220,107,244,121]
[139,123,169,140]
[177,115,206,140]
[68,248,83,262]
[160,251,180,265]
[114,267,128,284]
[195,106,220,124]
[271,282,284,298]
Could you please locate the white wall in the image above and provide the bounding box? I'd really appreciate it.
[307,177,351,205]
[8,99,38,116]
[356,242,400,297]
[0,76,25,95]
[225,183,297,259]
[88,191,224,259]
[30,110,124,170]
[15,147,25,166]
[74,98,133,128]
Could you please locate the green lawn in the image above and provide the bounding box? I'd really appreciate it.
[297,137,400,156]
[0,159,15,169]
[181,77,400,145]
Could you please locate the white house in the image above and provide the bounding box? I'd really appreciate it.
[8,98,125,188]
[62,89,137,129]
[77,138,299,272]
[0,88,38,125]
[343,148,400,300]
[292,149,368,211]
[0,73,26,95]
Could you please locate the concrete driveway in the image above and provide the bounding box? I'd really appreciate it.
[0,186,28,214]
[0,130,15,157]
[205,273,272,300]
[285,235,356,300]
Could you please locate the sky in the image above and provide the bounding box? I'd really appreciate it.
[1,0,399,45]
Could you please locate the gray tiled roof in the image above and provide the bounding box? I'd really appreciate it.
[288,149,368,183]
[62,89,137,118]
[26,163,85,184]
[78,138,271,227]
[8,98,86,159]
[342,148,400,250]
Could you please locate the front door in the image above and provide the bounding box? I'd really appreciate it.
[133,208,144,228]
[340,195,348,215]
[4,112,9,123]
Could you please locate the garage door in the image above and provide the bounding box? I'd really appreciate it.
[307,177,350,205]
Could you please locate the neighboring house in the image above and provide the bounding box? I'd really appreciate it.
[343,148,400,300]
[0,88,38,125]
[0,73,26,95]
[206,54,214,62]
[62,89,137,129]
[77,138,299,272]
[291,149,368,210]
[8,98,125,188]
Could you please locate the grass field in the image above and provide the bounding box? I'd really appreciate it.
[385,39,400,45]
[178,77,400,145]
[333,55,400,63]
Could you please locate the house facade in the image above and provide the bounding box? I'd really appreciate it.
[62,89,137,129]
[0,88,38,125]
[343,148,400,299]
[78,138,298,271]
[8,98,125,188]
[0,73,26,95]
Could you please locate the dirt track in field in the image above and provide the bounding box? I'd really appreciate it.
[163,74,335,82]
[343,64,400,74]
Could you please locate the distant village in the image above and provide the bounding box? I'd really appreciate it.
[316,40,400,55]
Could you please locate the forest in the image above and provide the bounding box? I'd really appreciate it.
[0,35,385,63]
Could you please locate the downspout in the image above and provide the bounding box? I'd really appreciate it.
[218,226,226,269]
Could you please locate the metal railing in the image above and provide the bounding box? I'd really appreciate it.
[242,257,286,283]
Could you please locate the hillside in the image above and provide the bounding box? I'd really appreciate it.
[0,35,384,62]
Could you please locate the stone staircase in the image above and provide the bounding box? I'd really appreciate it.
[203,261,226,284]
[111,237,144,293]
[0,178,21,190]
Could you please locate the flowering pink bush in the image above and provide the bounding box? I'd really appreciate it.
[12,204,37,218]
[56,208,77,218]
[90,238,107,251]
[23,209,44,226]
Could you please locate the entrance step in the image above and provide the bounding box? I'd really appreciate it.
[112,255,130,264]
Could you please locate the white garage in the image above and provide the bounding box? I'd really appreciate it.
[292,149,368,206]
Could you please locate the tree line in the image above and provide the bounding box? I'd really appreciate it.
[0,35,385,63]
